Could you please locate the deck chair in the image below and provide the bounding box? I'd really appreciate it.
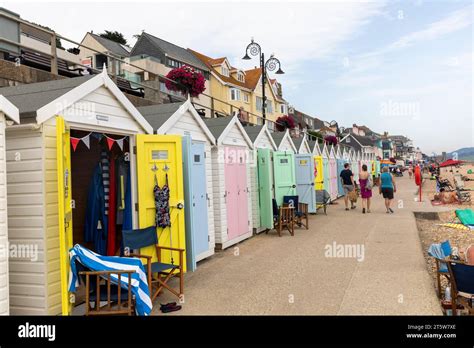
[315,190,330,215]
[428,240,452,298]
[269,199,294,237]
[446,261,474,315]
[283,195,309,229]
[456,188,471,204]
[75,260,135,316]
[122,226,184,302]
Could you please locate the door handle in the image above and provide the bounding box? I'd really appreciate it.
[292,185,296,188]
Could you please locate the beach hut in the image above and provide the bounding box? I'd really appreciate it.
[312,142,324,191]
[0,72,188,315]
[321,143,331,197]
[375,156,381,177]
[0,96,20,315]
[293,137,316,213]
[336,145,345,197]
[271,130,297,206]
[351,149,360,182]
[203,116,253,250]
[328,145,338,201]
[363,153,370,172]
[244,124,278,233]
[370,153,376,178]
[138,100,216,271]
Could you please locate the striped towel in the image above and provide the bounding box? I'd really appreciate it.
[437,223,470,231]
[68,244,152,316]
[101,149,110,215]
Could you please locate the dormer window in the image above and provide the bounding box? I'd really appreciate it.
[237,73,244,82]
[221,66,229,76]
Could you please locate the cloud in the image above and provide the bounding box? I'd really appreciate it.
[361,4,473,58]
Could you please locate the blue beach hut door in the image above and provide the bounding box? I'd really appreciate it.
[295,154,316,213]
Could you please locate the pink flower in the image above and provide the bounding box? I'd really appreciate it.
[165,65,206,97]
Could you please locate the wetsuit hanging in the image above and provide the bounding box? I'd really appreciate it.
[100,146,110,215]
[154,172,171,228]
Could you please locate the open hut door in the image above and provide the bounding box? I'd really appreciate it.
[56,116,73,315]
[135,135,187,272]
[257,148,273,229]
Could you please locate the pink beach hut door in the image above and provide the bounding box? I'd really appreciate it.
[224,146,249,240]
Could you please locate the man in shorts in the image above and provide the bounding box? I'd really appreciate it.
[340,163,356,211]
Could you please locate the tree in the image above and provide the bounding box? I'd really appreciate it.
[99,30,127,45]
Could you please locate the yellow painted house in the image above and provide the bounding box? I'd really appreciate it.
[189,49,288,129]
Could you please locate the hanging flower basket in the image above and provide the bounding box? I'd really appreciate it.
[165,65,206,97]
[275,115,296,132]
[324,135,338,146]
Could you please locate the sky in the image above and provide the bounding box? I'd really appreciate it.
[1,0,472,155]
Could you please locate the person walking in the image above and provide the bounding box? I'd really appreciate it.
[379,166,396,213]
[359,164,372,214]
[408,165,413,179]
[340,163,356,211]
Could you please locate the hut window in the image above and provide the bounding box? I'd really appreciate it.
[194,154,201,163]
[152,150,168,160]
[280,159,288,164]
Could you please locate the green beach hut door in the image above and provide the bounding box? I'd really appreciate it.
[257,148,273,229]
[273,151,296,206]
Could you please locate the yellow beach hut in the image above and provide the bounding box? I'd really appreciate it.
[0,71,187,315]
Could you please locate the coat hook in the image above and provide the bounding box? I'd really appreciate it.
[163,164,170,172]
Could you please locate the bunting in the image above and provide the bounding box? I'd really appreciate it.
[70,132,127,152]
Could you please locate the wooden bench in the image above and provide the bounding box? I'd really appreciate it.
[20,49,85,77]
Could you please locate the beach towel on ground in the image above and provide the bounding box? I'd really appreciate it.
[455,209,474,227]
[68,244,152,316]
[437,223,470,231]
[428,243,449,272]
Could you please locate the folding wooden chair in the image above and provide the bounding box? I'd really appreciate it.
[276,205,295,237]
[122,226,184,302]
[76,261,135,316]
[283,195,309,229]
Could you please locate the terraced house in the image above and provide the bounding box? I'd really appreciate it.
[189,49,288,129]
[121,32,212,116]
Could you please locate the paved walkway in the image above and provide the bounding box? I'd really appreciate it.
[154,176,442,315]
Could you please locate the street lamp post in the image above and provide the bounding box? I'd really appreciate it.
[243,38,284,125]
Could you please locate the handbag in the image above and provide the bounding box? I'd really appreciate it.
[366,176,373,190]
[348,190,358,202]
